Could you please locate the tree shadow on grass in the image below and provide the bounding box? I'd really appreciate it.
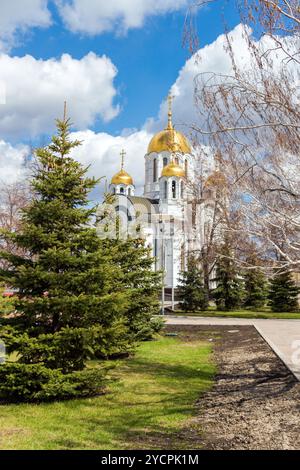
[48,357,214,450]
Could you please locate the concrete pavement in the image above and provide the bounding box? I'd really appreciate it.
[165,316,300,381]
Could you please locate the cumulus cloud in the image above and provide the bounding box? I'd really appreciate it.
[145,24,299,137]
[56,0,189,35]
[0,140,30,184]
[0,52,119,140]
[0,0,51,52]
[145,24,251,135]
[69,129,152,197]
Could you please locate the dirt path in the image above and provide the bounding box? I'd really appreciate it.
[166,325,300,450]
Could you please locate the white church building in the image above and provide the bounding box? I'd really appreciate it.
[106,95,221,290]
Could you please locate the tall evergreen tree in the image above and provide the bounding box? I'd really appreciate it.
[243,255,268,309]
[98,193,162,340]
[179,257,208,312]
[213,244,245,311]
[0,118,127,332]
[268,271,300,312]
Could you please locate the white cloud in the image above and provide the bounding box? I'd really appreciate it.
[69,129,152,197]
[145,24,252,135]
[0,52,119,140]
[2,24,297,200]
[146,24,299,137]
[56,0,189,35]
[0,0,51,51]
[0,140,30,184]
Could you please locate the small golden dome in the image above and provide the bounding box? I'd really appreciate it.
[111,169,133,186]
[205,170,227,188]
[161,160,185,178]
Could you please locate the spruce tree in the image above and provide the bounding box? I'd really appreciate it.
[213,244,245,311]
[179,257,208,312]
[108,237,162,340]
[243,255,268,309]
[97,195,162,340]
[268,270,300,312]
[0,118,127,332]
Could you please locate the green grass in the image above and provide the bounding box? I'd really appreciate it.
[171,308,300,320]
[0,336,215,450]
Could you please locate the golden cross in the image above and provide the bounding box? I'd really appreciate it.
[166,92,175,129]
[120,149,126,169]
[167,93,175,113]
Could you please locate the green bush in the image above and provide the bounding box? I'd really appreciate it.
[0,363,109,402]
[131,316,165,342]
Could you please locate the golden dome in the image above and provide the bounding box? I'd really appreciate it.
[147,92,191,154]
[111,169,133,186]
[148,128,191,154]
[111,149,134,186]
[205,170,227,188]
[161,160,185,178]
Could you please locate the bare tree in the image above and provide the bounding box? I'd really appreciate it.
[189,0,300,271]
[0,182,30,270]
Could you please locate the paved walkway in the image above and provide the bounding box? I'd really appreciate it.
[165,316,300,381]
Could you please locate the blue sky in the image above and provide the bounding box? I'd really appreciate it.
[0,0,247,192]
[10,0,240,137]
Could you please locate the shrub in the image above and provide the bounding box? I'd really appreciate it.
[131,316,165,342]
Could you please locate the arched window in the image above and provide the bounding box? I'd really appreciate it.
[163,157,168,167]
[153,158,157,182]
[185,159,188,177]
[172,180,176,199]
[175,156,179,165]
[120,187,124,194]
[164,180,168,199]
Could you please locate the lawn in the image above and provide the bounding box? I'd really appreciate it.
[0,335,215,450]
[171,308,300,320]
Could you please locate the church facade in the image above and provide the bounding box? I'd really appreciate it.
[106,96,219,290]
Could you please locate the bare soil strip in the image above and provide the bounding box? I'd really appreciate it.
[166,325,300,450]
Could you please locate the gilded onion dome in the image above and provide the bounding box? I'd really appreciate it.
[148,94,191,154]
[161,159,186,178]
[111,169,133,185]
[111,149,133,186]
[205,170,227,188]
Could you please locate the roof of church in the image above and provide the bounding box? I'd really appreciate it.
[147,93,191,155]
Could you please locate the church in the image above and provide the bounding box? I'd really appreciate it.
[105,95,221,293]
